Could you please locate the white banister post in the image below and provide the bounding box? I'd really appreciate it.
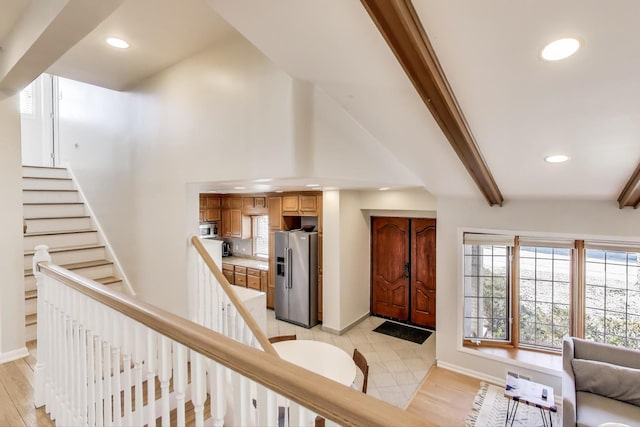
[33,244,51,408]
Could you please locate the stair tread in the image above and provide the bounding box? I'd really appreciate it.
[23,202,84,205]
[25,314,37,326]
[23,189,78,192]
[24,229,97,237]
[22,176,72,180]
[25,290,37,299]
[22,165,67,170]
[24,243,106,256]
[24,216,90,221]
[25,259,114,276]
[95,276,123,285]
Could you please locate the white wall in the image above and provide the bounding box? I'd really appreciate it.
[311,87,422,187]
[0,93,27,360]
[57,77,136,277]
[436,196,640,389]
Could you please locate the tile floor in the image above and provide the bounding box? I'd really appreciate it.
[266,310,437,408]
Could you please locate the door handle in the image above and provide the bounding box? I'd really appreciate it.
[404,262,410,278]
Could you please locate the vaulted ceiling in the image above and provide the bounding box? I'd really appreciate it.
[2,0,640,207]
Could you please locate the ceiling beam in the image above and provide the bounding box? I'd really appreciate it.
[617,162,640,208]
[361,0,503,206]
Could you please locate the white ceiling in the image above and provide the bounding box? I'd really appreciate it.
[9,0,640,202]
[0,0,29,44]
[47,0,235,91]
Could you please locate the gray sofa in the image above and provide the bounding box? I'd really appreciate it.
[563,336,640,427]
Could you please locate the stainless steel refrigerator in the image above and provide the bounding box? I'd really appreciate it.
[275,230,318,328]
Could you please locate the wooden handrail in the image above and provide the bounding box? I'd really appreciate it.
[190,236,277,356]
[37,262,430,426]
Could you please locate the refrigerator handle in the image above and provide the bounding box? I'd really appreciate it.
[287,248,293,289]
[283,247,288,288]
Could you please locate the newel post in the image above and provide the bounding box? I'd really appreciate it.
[33,244,51,408]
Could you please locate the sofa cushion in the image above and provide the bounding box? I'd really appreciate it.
[573,337,640,369]
[572,358,640,406]
[576,391,640,427]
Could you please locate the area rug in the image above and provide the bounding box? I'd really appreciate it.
[465,382,561,427]
[372,321,432,344]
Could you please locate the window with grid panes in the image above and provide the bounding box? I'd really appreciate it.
[463,234,512,341]
[252,216,268,258]
[584,245,640,350]
[518,245,571,349]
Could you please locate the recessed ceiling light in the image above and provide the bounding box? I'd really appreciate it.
[106,37,129,49]
[253,178,272,183]
[540,38,580,61]
[306,184,320,187]
[545,154,569,163]
[275,190,284,193]
[233,186,246,190]
[379,187,390,191]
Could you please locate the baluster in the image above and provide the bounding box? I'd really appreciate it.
[289,401,301,427]
[230,370,242,426]
[133,323,144,427]
[87,324,96,426]
[95,335,104,427]
[33,245,51,408]
[71,292,80,425]
[146,330,157,425]
[63,287,72,425]
[122,320,133,427]
[158,336,171,427]
[173,343,187,427]
[104,340,112,426]
[112,317,122,427]
[197,259,205,325]
[239,375,251,427]
[256,384,277,427]
[78,293,88,426]
[191,351,206,427]
[208,360,226,427]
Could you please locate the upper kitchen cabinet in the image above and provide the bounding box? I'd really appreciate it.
[268,197,282,230]
[221,196,250,238]
[199,194,221,222]
[242,196,268,216]
[282,194,318,216]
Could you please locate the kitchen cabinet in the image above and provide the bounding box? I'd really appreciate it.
[268,231,275,309]
[222,263,234,284]
[204,196,221,222]
[268,197,282,229]
[282,194,317,216]
[247,268,261,291]
[234,265,247,287]
[260,270,268,293]
[221,207,250,238]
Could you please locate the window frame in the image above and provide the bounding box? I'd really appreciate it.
[462,231,640,354]
[252,215,269,259]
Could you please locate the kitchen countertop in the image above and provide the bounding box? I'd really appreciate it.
[222,256,268,271]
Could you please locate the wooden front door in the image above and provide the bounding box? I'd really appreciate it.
[372,217,410,321]
[411,219,436,328]
[371,217,437,328]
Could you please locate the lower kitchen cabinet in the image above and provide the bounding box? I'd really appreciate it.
[247,268,261,291]
[222,263,234,284]
[234,266,247,287]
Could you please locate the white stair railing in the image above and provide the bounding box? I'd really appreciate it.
[32,245,428,427]
[189,236,276,355]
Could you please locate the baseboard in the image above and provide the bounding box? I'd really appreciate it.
[0,347,29,365]
[436,360,504,386]
[321,312,369,336]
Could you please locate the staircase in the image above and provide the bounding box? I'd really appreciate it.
[22,165,127,341]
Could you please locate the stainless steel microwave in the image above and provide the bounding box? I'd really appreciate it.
[199,222,218,238]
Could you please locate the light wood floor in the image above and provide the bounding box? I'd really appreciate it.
[0,343,481,427]
[406,366,482,426]
[0,341,53,427]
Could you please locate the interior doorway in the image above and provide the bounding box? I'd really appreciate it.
[20,74,59,166]
[371,217,436,329]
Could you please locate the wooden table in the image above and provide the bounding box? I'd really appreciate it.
[272,340,357,386]
[504,373,557,427]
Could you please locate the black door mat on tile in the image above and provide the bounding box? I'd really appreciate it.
[373,321,432,344]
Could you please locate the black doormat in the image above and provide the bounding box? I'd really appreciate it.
[373,321,432,344]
